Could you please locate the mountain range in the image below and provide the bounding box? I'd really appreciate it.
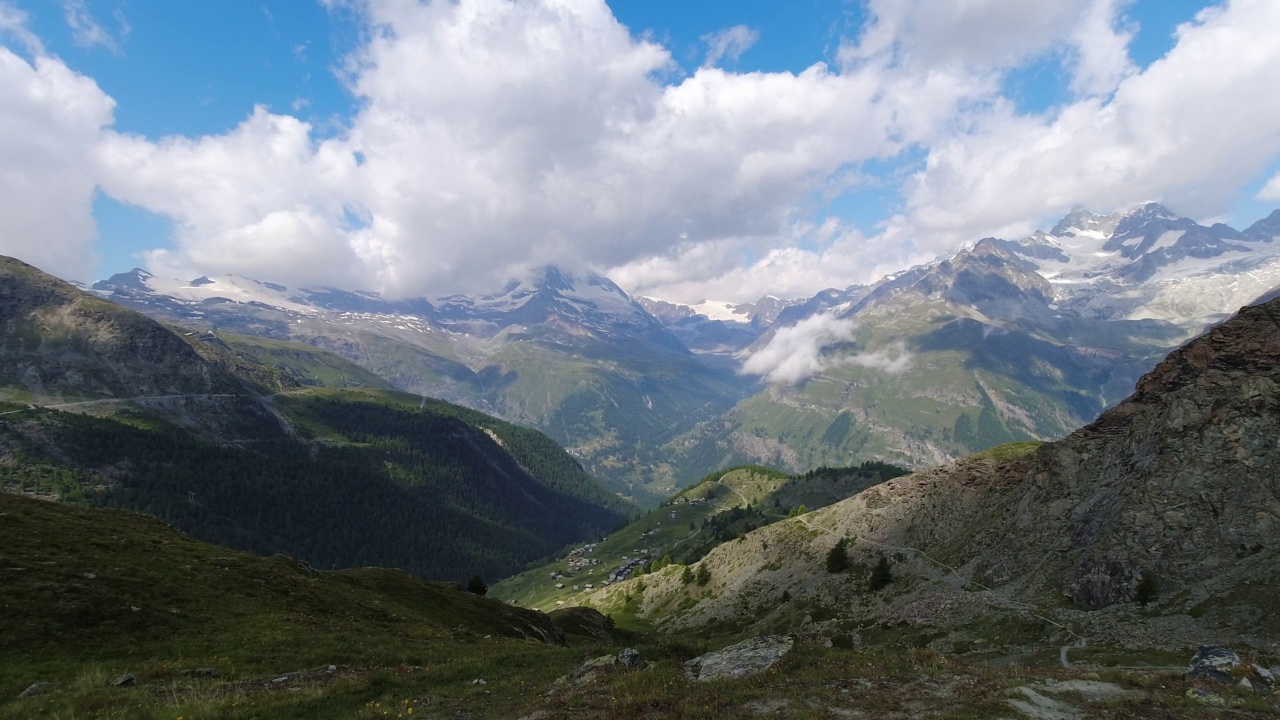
[93,265,746,505]
[658,203,1280,474]
[5,208,1280,718]
[7,282,1277,720]
[0,256,629,583]
[88,204,1280,502]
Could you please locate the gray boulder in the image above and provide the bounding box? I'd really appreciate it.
[617,647,641,669]
[19,682,52,698]
[683,635,794,682]
[1188,646,1239,682]
[111,673,136,688]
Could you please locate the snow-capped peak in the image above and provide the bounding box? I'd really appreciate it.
[688,300,753,323]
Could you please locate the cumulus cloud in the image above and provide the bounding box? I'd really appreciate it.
[894,0,1280,252]
[740,313,858,385]
[0,44,113,283]
[1066,0,1136,97]
[2,0,1278,303]
[1259,172,1280,202]
[702,25,758,68]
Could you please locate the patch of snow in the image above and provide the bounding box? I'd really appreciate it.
[1148,230,1186,253]
[689,300,751,323]
[142,274,319,314]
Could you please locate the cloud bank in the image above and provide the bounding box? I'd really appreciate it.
[740,313,858,385]
[0,0,1278,303]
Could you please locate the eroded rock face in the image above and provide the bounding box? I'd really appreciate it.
[683,635,793,682]
[990,299,1280,609]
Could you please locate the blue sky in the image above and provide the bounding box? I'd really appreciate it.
[2,0,1279,302]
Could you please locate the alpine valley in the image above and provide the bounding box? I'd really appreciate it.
[91,204,1280,502]
[5,251,1280,719]
[0,256,631,585]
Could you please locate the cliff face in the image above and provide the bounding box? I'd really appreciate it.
[589,298,1280,651]
[991,298,1280,609]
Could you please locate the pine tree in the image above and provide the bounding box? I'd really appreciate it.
[868,555,892,591]
[1135,571,1157,606]
[825,539,850,573]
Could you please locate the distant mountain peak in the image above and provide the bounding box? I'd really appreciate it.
[1049,206,1123,238]
[1123,201,1177,220]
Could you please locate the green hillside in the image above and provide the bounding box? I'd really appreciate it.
[669,291,1173,474]
[0,492,585,719]
[6,491,1237,720]
[492,461,907,612]
[213,332,395,390]
[0,389,630,584]
[0,255,631,584]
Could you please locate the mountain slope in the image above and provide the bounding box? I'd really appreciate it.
[584,295,1280,653]
[1,255,630,583]
[0,256,283,440]
[0,389,630,584]
[493,461,909,612]
[672,238,1180,472]
[673,205,1280,473]
[0,490,592,718]
[93,266,746,503]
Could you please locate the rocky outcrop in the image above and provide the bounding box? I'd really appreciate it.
[1188,646,1240,682]
[682,635,793,682]
[983,298,1280,609]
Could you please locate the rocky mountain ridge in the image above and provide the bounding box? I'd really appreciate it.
[582,295,1280,656]
[668,204,1279,475]
[93,265,746,503]
[83,204,1280,494]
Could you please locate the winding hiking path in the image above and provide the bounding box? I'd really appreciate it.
[0,394,238,416]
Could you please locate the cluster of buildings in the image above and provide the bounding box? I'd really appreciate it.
[605,550,651,584]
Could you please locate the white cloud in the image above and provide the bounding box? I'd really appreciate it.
[1259,172,1280,202]
[1067,0,1136,97]
[702,25,758,68]
[894,0,1280,254]
[2,0,1278,305]
[0,46,114,283]
[739,315,911,384]
[740,313,858,385]
[96,106,367,289]
[0,1,42,55]
[95,0,975,298]
[62,0,126,53]
[849,341,913,375]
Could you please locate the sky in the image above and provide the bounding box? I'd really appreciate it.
[2,0,1280,305]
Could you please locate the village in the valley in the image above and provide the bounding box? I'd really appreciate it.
[539,495,720,604]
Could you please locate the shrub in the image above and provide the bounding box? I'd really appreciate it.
[868,556,892,592]
[466,574,488,596]
[1135,571,1158,606]
[825,539,850,573]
